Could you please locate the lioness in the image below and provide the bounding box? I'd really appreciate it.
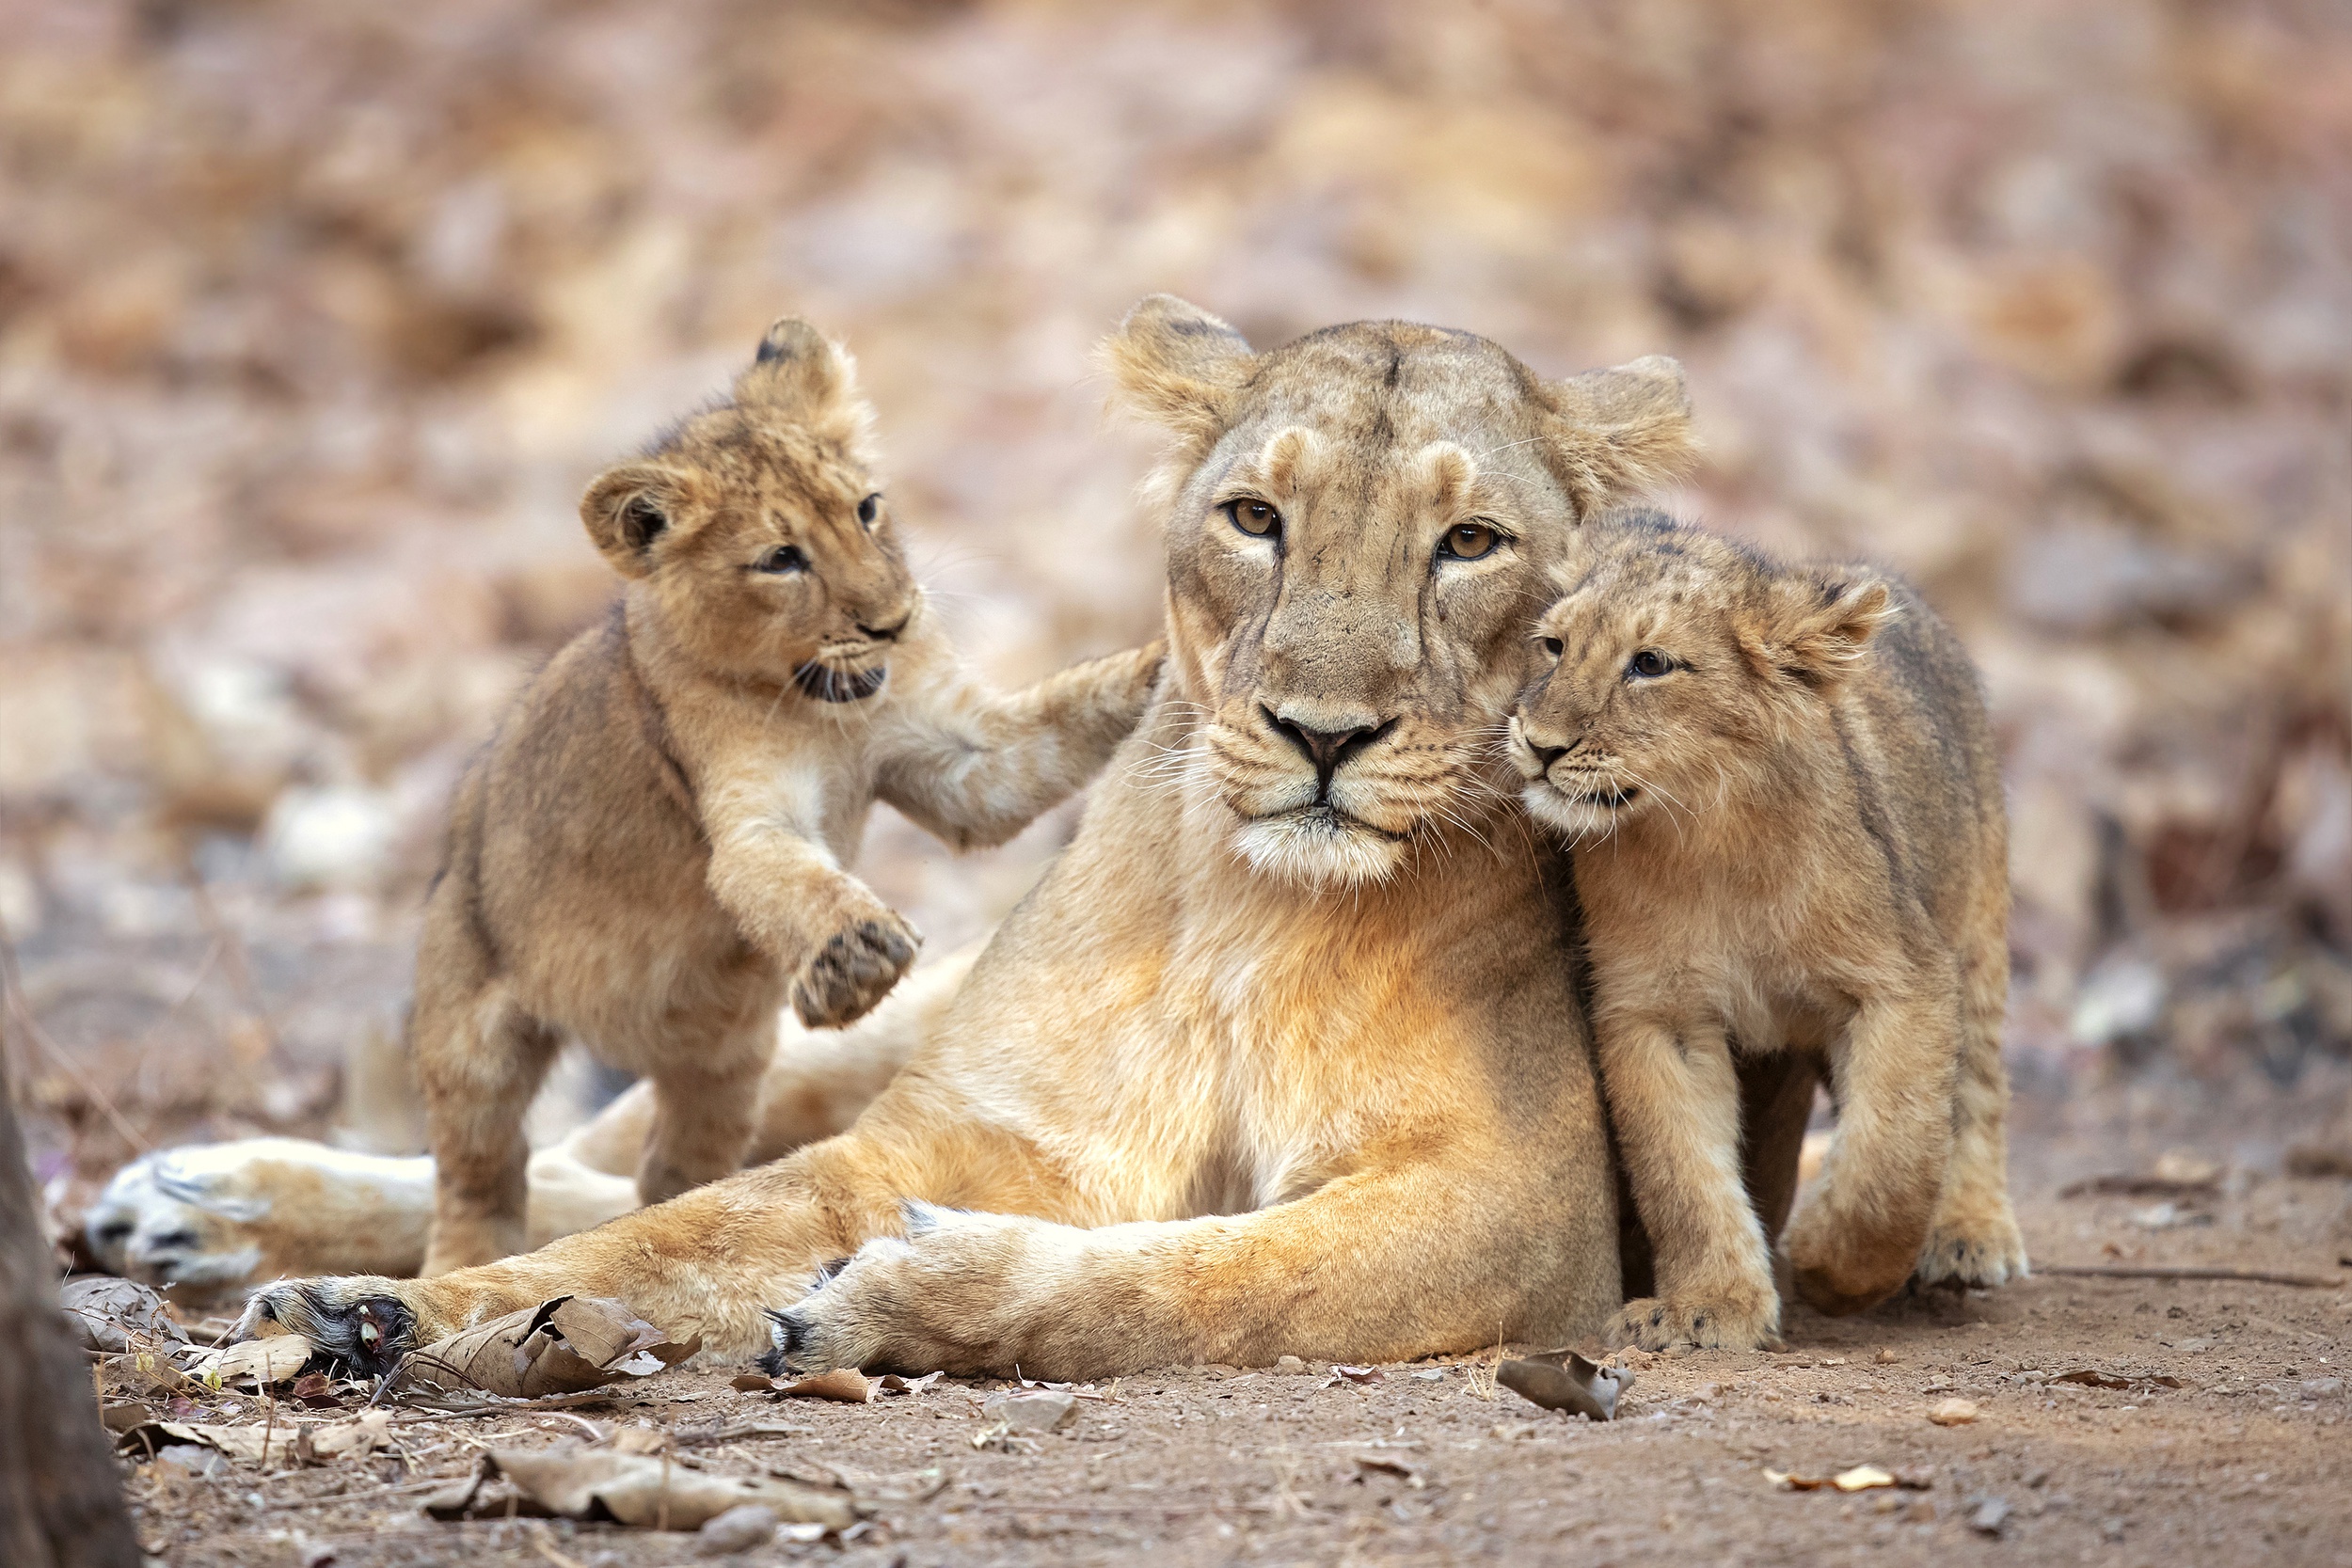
[413,319,1162,1273]
[237,298,1720,1380]
[1510,513,2025,1350]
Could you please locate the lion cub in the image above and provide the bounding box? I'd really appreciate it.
[1510,513,2025,1350]
[413,319,1163,1274]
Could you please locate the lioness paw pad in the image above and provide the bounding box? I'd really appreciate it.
[232,1278,417,1378]
[1610,1293,1778,1353]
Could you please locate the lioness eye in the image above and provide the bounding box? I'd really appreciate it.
[1628,649,1672,678]
[1226,499,1282,540]
[1438,521,1499,561]
[1542,637,1565,658]
[857,493,881,527]
[755,545,809,574]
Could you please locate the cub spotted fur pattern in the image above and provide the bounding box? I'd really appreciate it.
[412,319,1162,1275]
[1510,513,2025,1350]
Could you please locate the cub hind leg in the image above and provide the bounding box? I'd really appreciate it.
[634,1003,779,1208]
[1913,920,2028,1288]
[415,966,561,1276]
[1783,990,1959,1314]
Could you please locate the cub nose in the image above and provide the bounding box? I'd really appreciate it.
[1263,705,1396,798]
[1527,741,1568,770]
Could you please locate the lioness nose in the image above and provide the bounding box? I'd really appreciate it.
[1263,706,1395,797]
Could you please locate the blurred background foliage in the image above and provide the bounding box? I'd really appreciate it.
[1,0,2346,1180]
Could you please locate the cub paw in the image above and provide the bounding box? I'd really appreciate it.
[1611,1290,1780,1352]
[1784,1204,1922,1317]
[1912,1198,2029,1291]
[791,907,920,1029]
[231,1277,421,1379]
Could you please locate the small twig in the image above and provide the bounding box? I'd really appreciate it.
[2036,1263,2345,1289]
[960,1501,1274,1517]
[530,1524,590,1568]
[255,1473,467,1512]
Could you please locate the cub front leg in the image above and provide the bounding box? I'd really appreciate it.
[787,875,921,1029]
[704,818,921,1030]
[1597,1016,1781,1351]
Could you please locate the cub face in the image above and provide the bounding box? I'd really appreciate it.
[1509,515,1894,841]
[580,319,918,697]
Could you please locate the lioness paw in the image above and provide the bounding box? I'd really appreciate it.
[232,1277,421,1379]
[762,1204,1053,1376]
[1611,1291,1780,1352]
[1912,1199,2029,1291]
[791,907,920,1029]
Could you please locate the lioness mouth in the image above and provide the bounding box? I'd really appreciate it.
[796,664,888,703]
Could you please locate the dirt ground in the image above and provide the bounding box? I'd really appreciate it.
[108,1071,2352,1568]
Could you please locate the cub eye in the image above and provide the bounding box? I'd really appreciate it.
[856,493,881,528]
[94,1221,132,1243]
[755,545,809,575]
[1438,521,1500,561]
[1628,649,1673,679]
[1541,636,1565,658]
[1225,499,1282,539]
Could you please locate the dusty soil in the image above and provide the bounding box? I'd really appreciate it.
[114,1089,2352,1568]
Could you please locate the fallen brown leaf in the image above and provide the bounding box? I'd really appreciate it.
[425,1440,857,1530]
[60,1276,188,1354]
[188,1334,313,1388]
[396,1296,697,1400]
[1495,1349,1635,1421]
[731,1368,878,1402]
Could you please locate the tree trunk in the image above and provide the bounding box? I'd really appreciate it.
[0,1064,141,1568]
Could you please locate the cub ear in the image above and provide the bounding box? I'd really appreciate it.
[1768,575,1899,686]
[1538,355,1699,516]
[580,463,690,579]
[1101,294,1255,445]
[736,317,861,421]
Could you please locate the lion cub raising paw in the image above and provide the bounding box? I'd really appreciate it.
[1511,512,2024,1350]
[413,318,1163,1275]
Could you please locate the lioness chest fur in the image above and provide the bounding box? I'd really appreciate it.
[414,319,1162,1275]
[1510,512,2026,1350]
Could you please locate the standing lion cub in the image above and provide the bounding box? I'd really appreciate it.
[1510,512,2025,1350]
[413,318,1162,1275]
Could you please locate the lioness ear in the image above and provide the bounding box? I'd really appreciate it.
[1770,576,1898,686]
[1538,355,1698,516]
[1101,294,1255,445]
[736,317,860,420]
[580,463,690,579]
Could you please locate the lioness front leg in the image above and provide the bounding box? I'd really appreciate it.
[1597,1017,1781,1351]
[772,1159,1613,1380]
[232,1130,931,1377]
[1785,993,1960,1314]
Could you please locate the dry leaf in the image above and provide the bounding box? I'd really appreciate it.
[426,1441,856,1530]
[1765,1464,1930,1493]
[60,1276,188,1355]
[2053,1369,2183,1390]
[1353,1455,1427,1489]
[732,1368,877,1402]
[1928,1398,1980,1425]
[980,1390,1076,1432]
[399,1296,697,1400]
[1495,1349,1636,1421]
[189,1334,314,1387]
[294,1411,392,1465]
[1834,1465,1895,1492]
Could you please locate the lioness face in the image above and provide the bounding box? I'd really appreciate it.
[1105,296,1697,887]
[579,320,917,697]
[1510,515,1893,841]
